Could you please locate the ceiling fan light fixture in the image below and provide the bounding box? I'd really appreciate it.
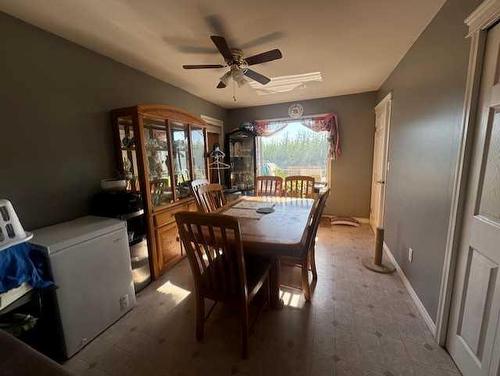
[232,68,247,87]
[219,71,231,86]
[183,35,281,92]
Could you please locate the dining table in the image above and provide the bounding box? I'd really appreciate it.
[216,195,315,308]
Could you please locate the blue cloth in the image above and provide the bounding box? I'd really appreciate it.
[0,242,53,293]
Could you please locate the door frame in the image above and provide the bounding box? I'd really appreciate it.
[436,0,500,346]
[370,93,392,232]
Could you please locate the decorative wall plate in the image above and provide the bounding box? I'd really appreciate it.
[288,103,304,118]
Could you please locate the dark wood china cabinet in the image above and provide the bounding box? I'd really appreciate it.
[111,105,210,279]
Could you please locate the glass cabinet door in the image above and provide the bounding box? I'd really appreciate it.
[191,127,206,180]
[117,115,140,191]
[143,118,174,208]
[170,122,191,199]
[229,131,255,192]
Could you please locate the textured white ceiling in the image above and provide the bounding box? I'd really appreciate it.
[0,0,446,109]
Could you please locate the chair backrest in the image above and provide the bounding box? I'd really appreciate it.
[255,176,283,197]
[284,176,315,198]
[305,189,330,251]
[197,184,227,213]
[191,179,209,211]
[175,211,247,300]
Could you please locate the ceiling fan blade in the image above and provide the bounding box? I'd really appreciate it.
[244,69,271,85]
[183,64,224,69]
[205,15,229,41]
[240,32,285,49]
[245,49,282,66]
[217,81,227,89]
[210,36,233,61]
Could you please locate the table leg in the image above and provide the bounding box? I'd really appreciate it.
[269,257,284,309]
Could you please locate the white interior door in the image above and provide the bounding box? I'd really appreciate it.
[370,94,391,232]
[447,22,500,376]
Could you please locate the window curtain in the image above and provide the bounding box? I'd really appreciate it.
[252,113,341,160]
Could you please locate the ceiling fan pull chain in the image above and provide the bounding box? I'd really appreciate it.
[232,80,237,102]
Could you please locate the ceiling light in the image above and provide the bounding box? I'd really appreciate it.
[219,71,231,86]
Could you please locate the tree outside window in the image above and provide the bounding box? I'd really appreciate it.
[256,122,329,183]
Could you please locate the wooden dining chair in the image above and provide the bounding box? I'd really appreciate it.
[190,178,209,211]
[175,211,271,358]
[281,189,330,301]
[197,183,227,213]
[284,176,316,198]
[255,176,283,197]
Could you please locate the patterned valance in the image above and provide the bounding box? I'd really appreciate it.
[249,113,341,160]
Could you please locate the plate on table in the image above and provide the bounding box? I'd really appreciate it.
[256,207,274,214]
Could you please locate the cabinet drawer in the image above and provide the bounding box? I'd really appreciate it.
[153,211,175,227]
[155,223,182,267]
[153,204,189,227]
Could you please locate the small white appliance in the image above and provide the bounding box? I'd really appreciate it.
[30,216,136,358]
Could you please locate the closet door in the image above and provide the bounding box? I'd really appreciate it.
[447,22,500,376]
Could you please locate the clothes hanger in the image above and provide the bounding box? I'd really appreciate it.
[208,145,230,184]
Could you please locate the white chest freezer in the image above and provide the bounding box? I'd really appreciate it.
[30,216,136,358]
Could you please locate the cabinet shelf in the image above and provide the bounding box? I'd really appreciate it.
[149,176,172,183]
[143,123,165,131]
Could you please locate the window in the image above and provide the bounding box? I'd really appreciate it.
[256,122,329,183]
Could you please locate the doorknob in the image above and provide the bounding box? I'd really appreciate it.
[376,180,385,184]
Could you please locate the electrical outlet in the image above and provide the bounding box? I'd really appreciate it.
[408,248,414,263]
[119,295,129,311]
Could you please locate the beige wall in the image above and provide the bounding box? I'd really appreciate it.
[0,12,226,230]
[227,92,377,218]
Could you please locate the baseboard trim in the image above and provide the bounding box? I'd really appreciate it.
[354,217,370,224]
[322,215,370,224]
[383,242,437,336]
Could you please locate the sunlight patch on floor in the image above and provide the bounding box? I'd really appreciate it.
[156,280,191,304]
[280,288,305,308]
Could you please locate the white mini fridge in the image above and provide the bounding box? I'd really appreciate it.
[30,216,136,358]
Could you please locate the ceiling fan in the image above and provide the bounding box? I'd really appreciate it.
[182,35,283,89]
